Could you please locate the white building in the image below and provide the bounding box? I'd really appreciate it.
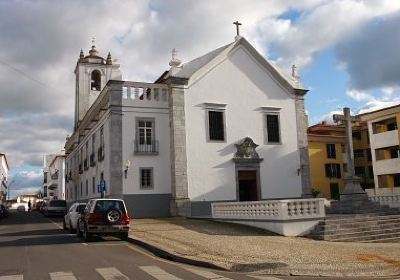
[65,36,312,217]
[0,153,9,202]
[43,154,66,199]
[359,104,400,191]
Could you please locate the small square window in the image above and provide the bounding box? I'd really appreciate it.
[140,168,153,189]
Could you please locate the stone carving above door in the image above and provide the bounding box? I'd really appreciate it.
[233,137,263,162]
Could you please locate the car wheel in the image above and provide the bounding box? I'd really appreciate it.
[62,218,67,230]
[69,221,75,233]
[83,226,91,242]
[120,232,129,241]
[76,222,82,237]
[106,208,121,224]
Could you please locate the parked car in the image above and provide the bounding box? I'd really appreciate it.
[63,202,86,233]
[43,199,67,217]
[17,205,26,212]
[0,205,9,218]
[76,199,130,241]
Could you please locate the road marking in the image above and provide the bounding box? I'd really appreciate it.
[182,266,233,279]
[248,275,282,280]
[0,275,23,280]
[139,266,183,280]
[96,267,129,280]
[49,271,77,280]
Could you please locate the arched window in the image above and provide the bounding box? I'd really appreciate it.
[91,70,101,91]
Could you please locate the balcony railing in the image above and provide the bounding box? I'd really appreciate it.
[98,146,105,162]
[79,164,83,174]
[90,153,96,167]
[84,159,89,170]
[51,171,59,180]
[134,140,159,154]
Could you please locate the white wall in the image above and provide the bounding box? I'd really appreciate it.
[121,91,171,195]
[185,45,302,202]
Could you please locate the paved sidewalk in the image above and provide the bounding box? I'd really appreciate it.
[129,217,400,277]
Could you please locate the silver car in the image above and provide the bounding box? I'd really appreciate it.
[63,203,87,233]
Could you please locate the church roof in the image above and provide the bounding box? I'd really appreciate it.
[172,43,232,79]
[170,36,307,92]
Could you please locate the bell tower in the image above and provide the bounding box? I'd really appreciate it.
[74,43,122,131]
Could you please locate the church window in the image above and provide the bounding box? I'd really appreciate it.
[140,167,153,189]
[265,113,280,144]
[91,70,101,91]
[208,110,225,141]
[326,144,336,159]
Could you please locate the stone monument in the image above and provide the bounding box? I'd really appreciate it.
[333,107,368,201]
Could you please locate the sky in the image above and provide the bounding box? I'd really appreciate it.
[1,0,400,198]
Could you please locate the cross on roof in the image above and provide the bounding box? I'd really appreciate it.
[233,21,242,36]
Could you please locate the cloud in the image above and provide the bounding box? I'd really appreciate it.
[335,12,400,91]
[8,170,42,198]
[346,90,374,102]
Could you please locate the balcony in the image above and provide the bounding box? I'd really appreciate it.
[48,183,58,190]
[90,153,96,167]
[98,146,105,162]
[84,159,89,170]
[370,130,399,150]
[51,171,59,180]
[134,140,159,155]
[375,158,400,175]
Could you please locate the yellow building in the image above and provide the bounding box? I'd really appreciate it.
[308,122,375,200]
[308,124,346,200]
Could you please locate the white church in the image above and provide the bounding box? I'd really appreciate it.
[64,33,312,218]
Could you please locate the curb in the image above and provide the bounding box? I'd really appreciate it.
[127,237,226,271]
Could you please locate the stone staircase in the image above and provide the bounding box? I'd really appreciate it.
[308,198,400,242]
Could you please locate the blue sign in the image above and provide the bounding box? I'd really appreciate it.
[97,180,106,193]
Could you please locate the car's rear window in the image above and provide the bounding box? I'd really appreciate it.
[49,200,67,207]
[94,200,126,214]
[76,205,86,212]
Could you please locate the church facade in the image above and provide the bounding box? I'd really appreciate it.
[64,36,311,217]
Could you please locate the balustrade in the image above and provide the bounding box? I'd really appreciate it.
[121,83,168,103]
[212,198,325,221]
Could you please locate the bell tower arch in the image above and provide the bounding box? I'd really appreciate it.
[74,44,122,131]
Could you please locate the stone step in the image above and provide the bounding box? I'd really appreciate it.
[362,236,400,243]
[313,221,400,235]
[326,208,399,214]
[322,214,400,224]
[311,225,400,240]
[320,217,400,228]
[325,212,400,220]
[323,231,400,242]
